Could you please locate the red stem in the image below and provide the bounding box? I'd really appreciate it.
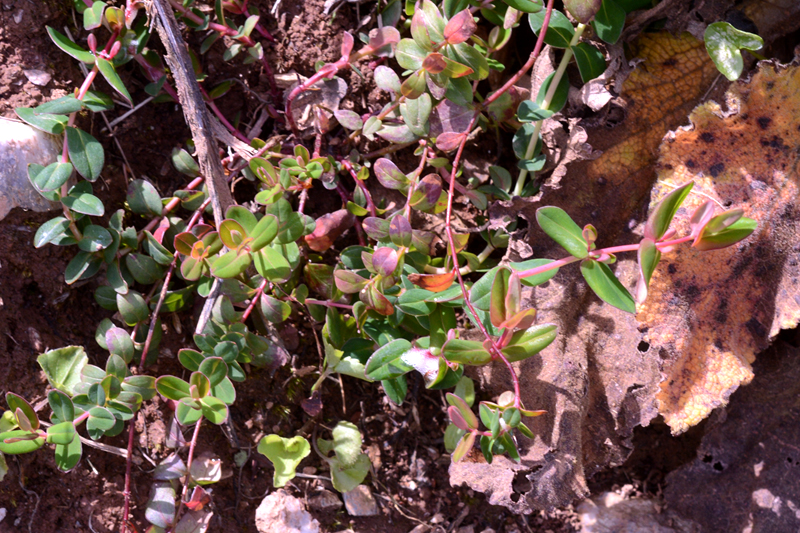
[170,417,203,532]
[285,61,348,136]
[305,299,353,310]
[342,160,377,217]
[241,278,268,322]
[201,87,250,143]
[441,0,556,410]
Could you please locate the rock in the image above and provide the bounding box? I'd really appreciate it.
[342,485,378,516]
[255,490,320,533]
[455,526,475,533]
[23,69,51,86]
[407,525,431,533]
[577,490,700,533]
[308,489,342,512]
[0,508,6,523]
[0,119,62,220]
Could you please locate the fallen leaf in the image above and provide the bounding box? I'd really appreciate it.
[639,60,800,434]
[664,340,800,532]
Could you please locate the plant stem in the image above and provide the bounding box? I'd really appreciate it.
[442,0,555,410]
[171,416,203,532]
[513,23,586,197]
[241,278,268,322]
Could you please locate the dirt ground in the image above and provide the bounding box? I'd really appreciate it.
[0,0,796,532]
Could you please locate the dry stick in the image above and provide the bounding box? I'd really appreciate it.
[442,0,555,410]
[150,0,234,226]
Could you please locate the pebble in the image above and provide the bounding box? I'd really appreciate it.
[342,484,378,516]
[23,69,51,86]
[455,526,475,533]
[307,489,342,512]
[407,525,430,533]
[255,490,320,533]
[0,508,6,523]
[0,119,62,220]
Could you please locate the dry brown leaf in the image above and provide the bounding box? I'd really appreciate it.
[639,61,800,434]
[664,340,800,532]
[458,31,719,513]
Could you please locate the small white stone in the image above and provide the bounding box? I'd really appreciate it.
[23,69,51,86]
[255,490,320,533]
[342,485,378,516]
[0,508,7,523]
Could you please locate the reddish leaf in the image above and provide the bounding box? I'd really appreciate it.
[444,9,477,45]
[372,247,399,276]
[436,131,466,152]
[334,270,369,294]
[374,158,410,190]
[304,209,356,252]
[423,53,447,74]
[408,271,455,293]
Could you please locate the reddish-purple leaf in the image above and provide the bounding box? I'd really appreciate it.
[452,431,476,462]
[374,158,410,191]
[364,26,400,58]
[436,131,466,152]
[362,284,394,316]
[304,209,356,252]
[340,31,354,57]
[400,69,427,99]
[412,230,436,255]
[389,215,412,247]
[304,263,335,299]
[689,200,715,242]
[334,270,369,294]
[174,232,198,256]
[363,217,390,240]
[422,53,447,74]
[372,247,399,277]
[448,405,470,431]
[444,9,477,45]
[410,174,443,211]
[446,392,478,428]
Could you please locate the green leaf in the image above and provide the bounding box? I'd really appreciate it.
[442,339,492,365]
[580,259,635,313]
[571,42,606,83]
[33,217,71,248]
[46,27,95,63]
[365,339,414,380]
[328,454,371,493]
[0,430,45,454]
[704,22,764,81]
[259,294,291,323]
[29,162,73,192]
[694,216,757,251]
[86,406,116,439]
[96,57,132,106]
[253,246,292,282]
[46,421,76,445]
[199,396,228,424]
[535,71,570,116]
[528,9,575,48]
[509,259,559,287]
[396,39,428,70]
[536,206,590,258]
[198,358,228,388]
[502,0,542,13]
[83,0,106,29]
[446,42,489,80]
[249,214,279,252]
[331,421,363,468]
[54,433,82,471]
[400,92,432,137]
[15,107,68,134]
[210,248,252,279]
[564,0,601,24]
[397,289,437,316]
[501,323,558,362]
[452,431,476,462]
[106,327,135,363]
[382,376,408,405]
[156,376,191,401]
[66,127,104,181]
[117,291,149,326]
[635,238,660,304]
[48,390,75,424]
[127,179,163,216]
[592,0,625,44]
[62,182,101,216]
[257,434,311,488]
[38,346,87,395]
[644,182,693,241]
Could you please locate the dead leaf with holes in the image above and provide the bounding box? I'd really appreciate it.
[640,60,800,434]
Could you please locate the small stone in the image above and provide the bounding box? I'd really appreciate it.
[255,490,320,533]
[308,489,342,512]
[302,466,317,475]
[0,508,6,523]
[455,526,475,533]
[23,69,51,86]
[342,485,378,516]
[0,119,62,220]
[430,513,446,524]
[407,525,430,533]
